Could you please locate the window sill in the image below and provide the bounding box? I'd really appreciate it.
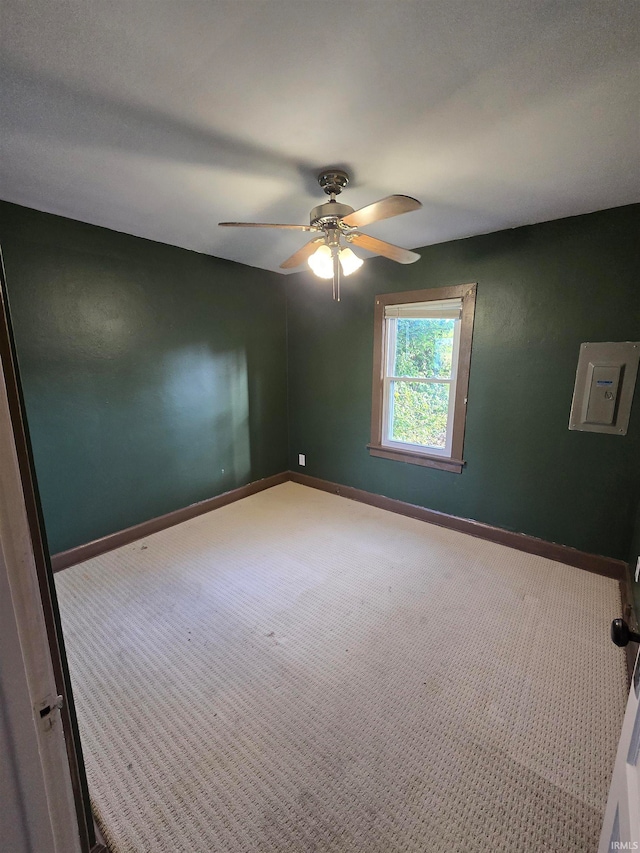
[367,444,464,473]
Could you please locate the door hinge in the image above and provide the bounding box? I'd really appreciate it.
[37,694,63,731]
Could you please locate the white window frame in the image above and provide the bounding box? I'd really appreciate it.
[381,311,461,458]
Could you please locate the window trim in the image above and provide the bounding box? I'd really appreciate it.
[368,283,477,474]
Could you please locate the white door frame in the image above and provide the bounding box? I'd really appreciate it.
[599,650,640,851]
[0,339,82,852]
[0,253,97,851]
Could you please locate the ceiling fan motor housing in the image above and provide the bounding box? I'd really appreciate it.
[310,200,355,228]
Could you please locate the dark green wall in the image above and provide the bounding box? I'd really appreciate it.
[286,205,640,561]
[0,201,288,554]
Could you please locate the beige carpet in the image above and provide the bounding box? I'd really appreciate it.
[55,482,627,852]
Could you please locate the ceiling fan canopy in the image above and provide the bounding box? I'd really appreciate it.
[219,169,422,300]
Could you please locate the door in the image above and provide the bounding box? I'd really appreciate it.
[599,645,640,851]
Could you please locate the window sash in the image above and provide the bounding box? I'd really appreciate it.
[384,298,462,319]
[386,376,453,385]
[386,315,456,381]
[382,316,461,457]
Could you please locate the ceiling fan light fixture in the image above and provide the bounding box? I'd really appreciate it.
[338,247,363,276]
[308,244,334,279]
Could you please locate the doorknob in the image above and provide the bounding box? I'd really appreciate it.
[611,618,640,647]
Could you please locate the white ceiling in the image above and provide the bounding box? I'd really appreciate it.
[1,1,638,274]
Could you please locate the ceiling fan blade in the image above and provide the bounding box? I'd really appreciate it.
[219,222,316,231]
[349,233,420,264]
[280,237,325,270]
[341,195,422,228]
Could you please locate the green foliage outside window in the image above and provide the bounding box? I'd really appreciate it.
[392,382,450,447]
[390,319,454,448]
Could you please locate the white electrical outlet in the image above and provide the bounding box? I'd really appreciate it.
[635,557,640,583]
[298,454,306,466]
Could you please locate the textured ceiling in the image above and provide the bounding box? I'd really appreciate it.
[1,1,638,273]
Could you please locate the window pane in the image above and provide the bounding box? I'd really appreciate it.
[390,381,450,449]
[394,318,454,379]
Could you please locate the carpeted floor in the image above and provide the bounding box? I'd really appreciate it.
[55,482,627,852]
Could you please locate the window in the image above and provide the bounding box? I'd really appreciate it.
[369,284,476,473]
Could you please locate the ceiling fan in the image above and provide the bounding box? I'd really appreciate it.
[219,169,422,301]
